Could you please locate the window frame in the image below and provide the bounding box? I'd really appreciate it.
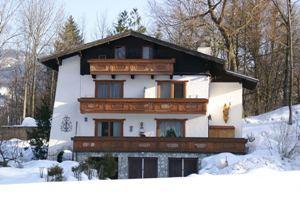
[142,46,154,59]
[155,119,186,137]
[94,119,125,137]
[94,80,125,98]
[114,46,126,59]
[156,80,187,98]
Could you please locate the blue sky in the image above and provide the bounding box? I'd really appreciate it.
[59,0,150,41]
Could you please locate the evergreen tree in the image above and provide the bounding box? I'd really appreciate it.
[54,15,84,52]
[28,99,52,159]
[113,8,146,34]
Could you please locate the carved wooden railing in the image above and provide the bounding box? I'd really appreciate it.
[88,59,175,75]
[72,137,247,154]
[78,98,208,114]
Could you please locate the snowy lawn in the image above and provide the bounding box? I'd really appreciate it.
[0,169,299,199]
[0,160,80,184]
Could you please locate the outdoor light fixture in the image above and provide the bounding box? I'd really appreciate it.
[139,122,145,137]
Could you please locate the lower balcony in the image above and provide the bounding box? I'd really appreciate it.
[72,137,247,154]
[78,98,208,114]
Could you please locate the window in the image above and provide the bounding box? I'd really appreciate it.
[95,120,123,137]
[157,81,186,98]
[114,46,126,59]
[95,81,124,98]
[142,46,153,59]
[156,119,185,137]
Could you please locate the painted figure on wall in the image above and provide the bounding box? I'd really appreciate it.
[223,103,231,123]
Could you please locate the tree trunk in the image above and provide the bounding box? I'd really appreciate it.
[287,0,293,125]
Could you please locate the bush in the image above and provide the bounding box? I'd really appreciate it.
[71,161,96,180]
[263,118,300,159]
[73,154,118,180]
[47,165,64,181]
[57,151,64,163]
[28,100,52,160]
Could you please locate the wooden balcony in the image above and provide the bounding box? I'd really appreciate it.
[78,98,208,114]
[88,59,175,75]
[72,137,247,154]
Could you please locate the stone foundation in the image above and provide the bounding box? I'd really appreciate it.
[75,152,207,179]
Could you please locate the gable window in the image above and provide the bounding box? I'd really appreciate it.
[157,81,186,98]
[114,46,126,59]
[156,119,185,137]
[95,119,123,137]
[142,46,153,59]
[95,81,124,98]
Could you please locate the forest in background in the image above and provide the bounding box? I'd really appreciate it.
[0,0,299,125]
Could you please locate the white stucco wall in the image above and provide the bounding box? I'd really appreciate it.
[77,114,207,138]
[79,74,209,99]
[48,56,82,155]
[207,82,243,137]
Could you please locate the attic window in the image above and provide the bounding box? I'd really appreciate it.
[142,46,153,59]
[114,46,126,59]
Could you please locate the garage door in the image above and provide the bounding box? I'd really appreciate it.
[168,158,198,177]
[128,157,158,179]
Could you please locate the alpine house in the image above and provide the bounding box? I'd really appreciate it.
[39,31,258,179]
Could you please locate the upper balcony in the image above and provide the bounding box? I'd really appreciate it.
[78,98,208,114]
[88,59,175,75]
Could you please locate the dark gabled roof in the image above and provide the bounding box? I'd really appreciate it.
[38,30,225,65]
[38,30,258,90]
[212,70,258,90]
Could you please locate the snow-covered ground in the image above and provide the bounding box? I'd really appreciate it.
[0,169,299,198]
[0,105,300,198]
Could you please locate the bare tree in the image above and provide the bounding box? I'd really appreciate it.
[92,11,110,40]
[0,0,22,52]
[18,0,64,118]
[271,0,296,124]
[0,137,24,167]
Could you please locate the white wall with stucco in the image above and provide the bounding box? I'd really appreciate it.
[207,82,243,137]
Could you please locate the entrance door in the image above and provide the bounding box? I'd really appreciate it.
[168,158,198,177]
[128,157,158,179]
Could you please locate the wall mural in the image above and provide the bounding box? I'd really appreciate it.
[61,115,72,132]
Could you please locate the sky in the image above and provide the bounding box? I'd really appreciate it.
[59,0,151,41]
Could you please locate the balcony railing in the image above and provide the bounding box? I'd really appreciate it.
[72,137,247,154]
[78,98,208,114]
[88,59,175,75]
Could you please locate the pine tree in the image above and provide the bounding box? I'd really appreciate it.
[54,15,84,52]
[28,98,52,159]
[113,8,146,34]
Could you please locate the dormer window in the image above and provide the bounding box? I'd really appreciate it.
[142,46,153,59]
[115,46,126,59]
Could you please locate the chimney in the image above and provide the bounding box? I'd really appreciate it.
[197,47,212,56]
